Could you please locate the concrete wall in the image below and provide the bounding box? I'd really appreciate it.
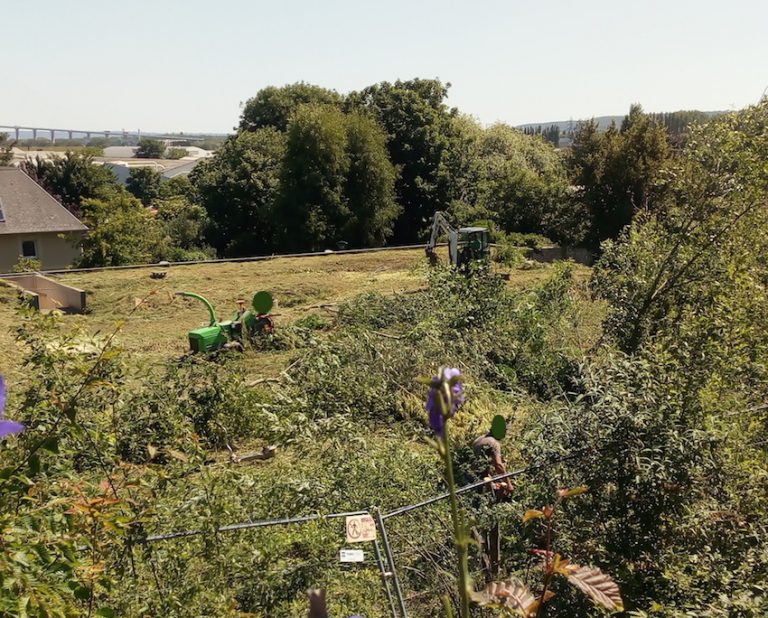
[1,273,86,313]
[0,232,84,272]
[525,246,594,266]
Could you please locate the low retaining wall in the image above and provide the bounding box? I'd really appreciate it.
[524,246,594,266]
[2,273,86,313]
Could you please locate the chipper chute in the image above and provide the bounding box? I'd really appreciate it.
[176,290,275,354]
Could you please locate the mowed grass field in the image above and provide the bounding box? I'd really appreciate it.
[0,249,592,386]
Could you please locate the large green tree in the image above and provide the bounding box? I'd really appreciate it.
[135,138,165,159]
[239,83,342,133]
[153,196,214,261]
[342,111,399,247]
[125,167,163,206]
[347,79,455,243]
[277,106,400,251]
[277,105,350,251]
[443,117,583,245]
[78,193,160,266]
[476,123,576,242]
[190,129,285,256]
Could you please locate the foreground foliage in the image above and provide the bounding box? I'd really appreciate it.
[1,101,767,617]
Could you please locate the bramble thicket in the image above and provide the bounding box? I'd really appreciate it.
[0,100,767,616]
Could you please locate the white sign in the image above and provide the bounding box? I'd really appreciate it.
[340,549,365,563]
[345,514,377,543]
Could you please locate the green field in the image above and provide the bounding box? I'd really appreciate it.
[0,250,590,386]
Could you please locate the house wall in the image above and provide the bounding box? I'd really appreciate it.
[0,232,84,272]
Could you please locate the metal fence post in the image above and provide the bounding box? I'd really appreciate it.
[373,507,408,618]
[372,538,398,618]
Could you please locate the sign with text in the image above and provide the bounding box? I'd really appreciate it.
[340,549,365,563]
[345,514,376,543]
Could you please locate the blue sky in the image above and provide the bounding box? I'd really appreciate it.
[2,0,766,133]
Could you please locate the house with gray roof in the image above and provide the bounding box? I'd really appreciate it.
[0,168,87,272]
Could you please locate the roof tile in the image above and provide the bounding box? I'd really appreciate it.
[0,168,87,235]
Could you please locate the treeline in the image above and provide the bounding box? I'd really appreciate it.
[21,153,213,267]
[648,109,716,136]
[190,79,581,256]
[189,80,681,258]
[521,123,560,146]
[14,80,722,266]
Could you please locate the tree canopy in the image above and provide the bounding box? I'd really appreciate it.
[239,83,343,133]
[569,104,670,247]
[347,79,456,243]
[135,138,165,159]
[190,129,286,256]
[125,166,163,206]
[20,152,119,211]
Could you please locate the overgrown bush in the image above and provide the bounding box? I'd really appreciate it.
[4,101,768,618]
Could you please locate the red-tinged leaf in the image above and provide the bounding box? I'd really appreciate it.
[522,509,545,523]
[528,548,553,559]
[557,485,589,499]
[524,591,555,617]
[471,578,537,615]
[564,564,624,611]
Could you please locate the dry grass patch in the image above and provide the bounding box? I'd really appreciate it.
[0,250,591,385]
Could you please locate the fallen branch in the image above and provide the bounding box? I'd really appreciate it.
[230,445,277,464]
[247,377,281,386]
[372,331,407,340]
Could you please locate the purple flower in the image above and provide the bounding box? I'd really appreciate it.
[0,376,24,439]
[426,368,464,438]
[443,367,464,415]
[426,387,445,437]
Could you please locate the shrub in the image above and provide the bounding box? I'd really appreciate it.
[11,256,42,272]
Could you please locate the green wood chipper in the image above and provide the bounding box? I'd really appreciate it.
[176,290,275,353]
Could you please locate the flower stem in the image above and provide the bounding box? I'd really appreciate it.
[443,422,470,618]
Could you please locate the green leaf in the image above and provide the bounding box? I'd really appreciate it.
[490,414,507,440]
[41,435,59,454]
[73,585,91,601]
[28,454,40,476]
[95,607,116,618]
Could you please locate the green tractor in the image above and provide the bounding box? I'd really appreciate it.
[425,211,491,269]
[176,290,275,354]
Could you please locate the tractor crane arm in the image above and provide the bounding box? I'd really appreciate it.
[425,211,459,265]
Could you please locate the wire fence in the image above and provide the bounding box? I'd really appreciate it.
[144,451,588,617]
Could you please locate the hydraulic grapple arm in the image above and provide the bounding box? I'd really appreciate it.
[426,211,459,265]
